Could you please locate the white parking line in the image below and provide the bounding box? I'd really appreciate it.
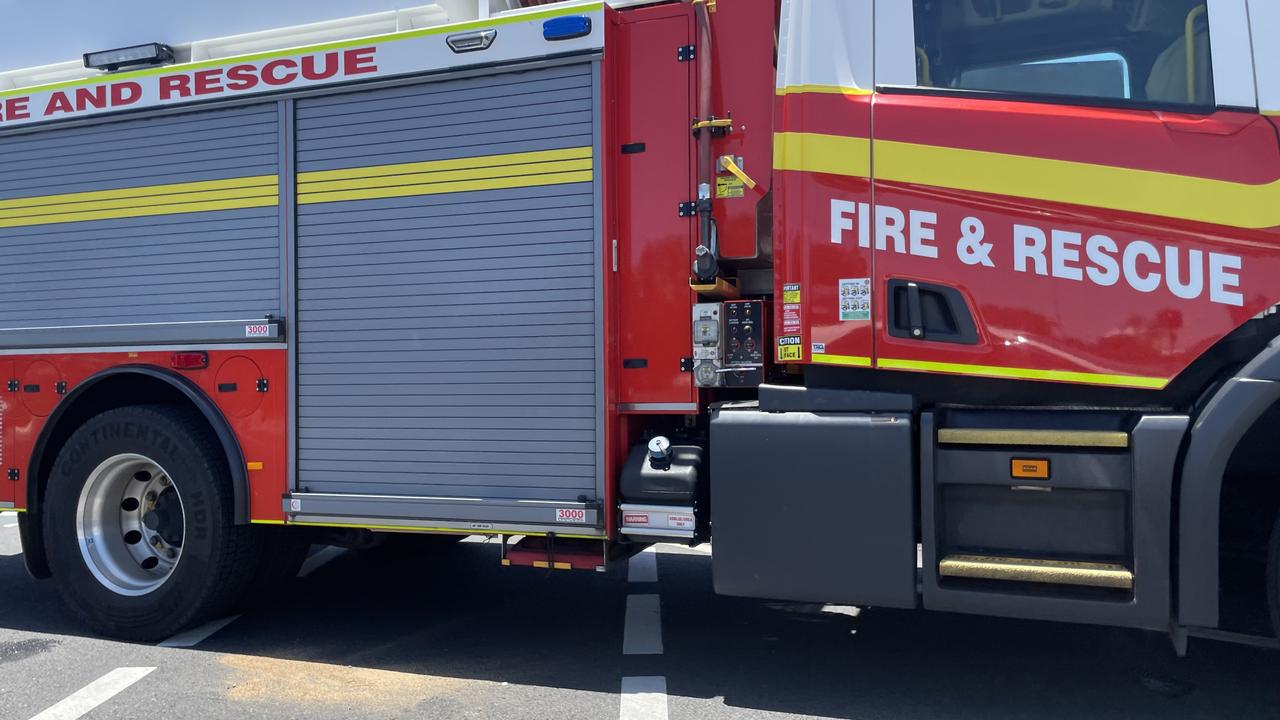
[158,614,242,648]
[297,545,346,578]
[628,546,658,583]
[623,594,663,655]
[29,667,155,720]
[620,676,669,720]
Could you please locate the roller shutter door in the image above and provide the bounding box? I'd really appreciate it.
[0,104,282,332]
[294,62,602,504]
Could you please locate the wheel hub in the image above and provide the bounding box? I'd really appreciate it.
[75,454,185,596]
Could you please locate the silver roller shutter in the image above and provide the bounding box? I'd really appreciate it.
[293,61,603,509]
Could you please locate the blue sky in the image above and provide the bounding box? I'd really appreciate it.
[0,0,408,70]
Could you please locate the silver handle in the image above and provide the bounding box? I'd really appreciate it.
[447,29,497,53]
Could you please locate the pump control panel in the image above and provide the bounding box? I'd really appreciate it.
[692,301,765,389]
[722,300,765,387]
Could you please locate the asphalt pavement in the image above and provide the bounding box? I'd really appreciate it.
[0,513,1277,719]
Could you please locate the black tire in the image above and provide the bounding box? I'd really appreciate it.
[238,526,311,605]
[43,404,261,641]
[1268,512,1280,638]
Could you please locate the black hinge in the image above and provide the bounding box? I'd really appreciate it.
[5,380,16,393]
[678,201,697,218]
[256,378,269,393]
[677,44,696,61]
[55,381,67,395]
[7,468,18,482]
[680,357,694,372]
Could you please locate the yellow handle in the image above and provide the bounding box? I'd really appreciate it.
[719,155,758,191]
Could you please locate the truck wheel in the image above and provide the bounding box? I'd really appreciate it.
[43,405,259,641]
[1269,512,1280,638]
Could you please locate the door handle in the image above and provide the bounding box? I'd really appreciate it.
[447,29,497,53]
[906,282,924,339]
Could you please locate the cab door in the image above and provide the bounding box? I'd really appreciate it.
[869,0,1280,391]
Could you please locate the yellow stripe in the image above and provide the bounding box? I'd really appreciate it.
[298,147,594,205]
[812,353,873,368]
[298,158,592,195]
[286,519,604,540]
[298,147,592,183]
[776,84,872,97]
[775,131,1280,229]
[876,139,1280,230]
[299,170,593,205]
[0,195,278,229]
[876,356,1168,389]
[0,175,277,212]
[0,2,605,100]
[773,132,870,177]
[250,519,285,525]
[0,184,278,222]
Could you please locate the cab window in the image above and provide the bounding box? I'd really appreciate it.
[912,0,1213,108]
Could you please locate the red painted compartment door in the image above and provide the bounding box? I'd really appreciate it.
[614,7,697,407]
[870,93,1280,389]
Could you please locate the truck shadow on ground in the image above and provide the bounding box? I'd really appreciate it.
[0,543,1278,719]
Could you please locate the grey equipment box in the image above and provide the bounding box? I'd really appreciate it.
[709,406,917,608]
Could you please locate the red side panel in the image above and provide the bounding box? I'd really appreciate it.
[6,349,287,521]
[869,94,1280,388]
[708,0,778,262]
[612,4,698,408]
[0,358,12,508]
[773,91,875,367]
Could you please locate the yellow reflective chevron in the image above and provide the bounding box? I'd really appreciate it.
[876,357,1168,389]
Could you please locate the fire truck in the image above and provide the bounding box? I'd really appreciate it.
[0,0,1278,650]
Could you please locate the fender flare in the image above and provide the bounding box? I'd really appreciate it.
[1178,336,1280,628]
[27,365,251,524]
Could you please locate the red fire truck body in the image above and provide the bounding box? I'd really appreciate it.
[2,0,1280,649]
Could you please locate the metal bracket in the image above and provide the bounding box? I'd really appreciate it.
[5,380,16,393]
[55,381,67,395]
[7,468,18,481]
[256,378,269,393]
[680,357,694,373]
[678,202,697,218]
[677,44,696,62]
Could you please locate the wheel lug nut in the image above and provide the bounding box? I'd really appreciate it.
[145,491,157,502]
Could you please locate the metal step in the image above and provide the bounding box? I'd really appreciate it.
[939,554,1134,590]
[500,535,609,572]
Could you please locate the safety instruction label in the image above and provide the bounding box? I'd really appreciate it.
[716,176,745,199]
[778,335,803,362]
[839,278,871,321]
[783,283,802,304]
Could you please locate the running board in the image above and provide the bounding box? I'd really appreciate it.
[939,554,1134,590]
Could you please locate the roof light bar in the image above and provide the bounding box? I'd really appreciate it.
[83,43,175,72]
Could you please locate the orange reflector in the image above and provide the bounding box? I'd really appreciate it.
[1011,459,1049,479]
[246,461,264,471]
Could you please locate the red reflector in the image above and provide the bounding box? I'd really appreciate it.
[170,352,208,370]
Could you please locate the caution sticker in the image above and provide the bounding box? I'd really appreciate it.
[716,176,745,199]
[778,335,803,362]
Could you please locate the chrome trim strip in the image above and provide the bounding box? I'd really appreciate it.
[0,343,287,356]
[618,403,699,412]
